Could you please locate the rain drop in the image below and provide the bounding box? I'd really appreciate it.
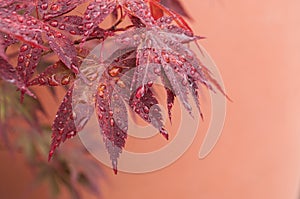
[154,67,161,74]
[143,106,149,114]
[135,86,145,99]
[71,111,77,120]
[55,32,62,38]
[43,25,50,31]
[86,72,98,81]
[147,81,153,87]
[110,118,114,126]
[38,77,46,84]
[61,75,70,85]
[26,54,32,59]
[190,68,196,75]
[67,64,77,74]
[98,91,104,98]
[58,128,64,135]
[84,14,91,20]
[31,19,37,25]
[48,74,59,86]
[50,20,58,27]
[85,22,94,29]
[50,4,59,11]
[20,45,28,52]
[59,25,65,30]
[182,79,188,86]
[49,150,54,157]
[67,131,76,138]
[87,4,95,10]
[40,3,48,10]
[69,30,76,35]
[18,56,24,63]
[17,16,24,23]
[26,20,32,26]
[108,67,122,77]
[117,80,126,88]
[92,11,100,18]
[98,83,105,90]
[99,106,106,112]
[25,61,30,68]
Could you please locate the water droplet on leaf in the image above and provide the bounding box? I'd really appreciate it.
[135,86,145,99]
[20,45,28,52]
[41,3,48,10]
[18,56,24,63]
[50,21,58,27]
[108,67,122,77]
[50,4,59,11]
[61,75,70,85]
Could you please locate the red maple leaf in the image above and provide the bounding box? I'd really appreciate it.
[0,0,227,174]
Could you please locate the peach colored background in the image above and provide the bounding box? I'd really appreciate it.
[1,0,300,199]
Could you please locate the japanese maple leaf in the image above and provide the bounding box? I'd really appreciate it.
[116,26,213,116]
[37,0,87,20]
[28,61,75,87]
[42,0,227,174]
[0,8,46,49]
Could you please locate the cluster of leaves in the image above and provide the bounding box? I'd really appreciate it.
[0,0,225,174]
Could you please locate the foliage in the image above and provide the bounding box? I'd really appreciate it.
[0,0,225,178]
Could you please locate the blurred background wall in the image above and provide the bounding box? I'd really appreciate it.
[1,0,300,199]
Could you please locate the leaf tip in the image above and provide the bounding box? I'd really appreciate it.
[160,128,169,140]
[48,149,55,162]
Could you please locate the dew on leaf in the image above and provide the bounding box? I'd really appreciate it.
[110,118,114,126]
[84,22,93,29]
[49,20,58,27]
[20,45,28,52]
[143,106,149,114]
[147,81,153,87]
[135,86,145,99]
[61,75,70,85]
[87,4,95,10]
[17,16,24,23]
[50,4,59,11]
[108,67,122,77]
[84,14,91,20]
[99,106,106,112]
[24,61,30,68]
[18,56,24,63]
[59,24,65,30]
[117,80,126,88]
[54,32,62,38]
[38,77,46,84]
[40,3,48,10]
